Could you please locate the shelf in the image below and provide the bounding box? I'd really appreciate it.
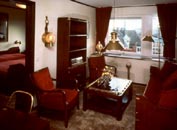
[57,17,87,89]
[70,34,87,37]
[70,61,86,67]
[69,48,86,53]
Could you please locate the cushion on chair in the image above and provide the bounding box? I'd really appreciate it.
[32,67,55,91]
[158,88,177,109]
[143,66,162,104]
[39,89,78,110]
[162,70,177,90]
[160,61,177,81]
[39,91,65,110]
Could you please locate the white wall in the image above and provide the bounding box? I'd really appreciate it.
[31,0,96,78]
[105,56,161,84]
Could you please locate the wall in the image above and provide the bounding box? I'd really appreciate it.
[105,56,162,84]
[0,7,26,52]
[31,0,96,78]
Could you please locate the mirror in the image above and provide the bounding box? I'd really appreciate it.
[0,13,8,42]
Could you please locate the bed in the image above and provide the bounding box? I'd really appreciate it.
[0,47,26,94]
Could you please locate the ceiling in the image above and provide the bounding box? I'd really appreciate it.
[71,0,177,8]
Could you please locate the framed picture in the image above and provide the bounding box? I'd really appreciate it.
[0,13,8,42]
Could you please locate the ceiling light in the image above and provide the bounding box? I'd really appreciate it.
[16,3,26,9]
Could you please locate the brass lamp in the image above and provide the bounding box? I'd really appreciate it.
[42,16,55,47]
[142,35,154,42]
[96,41,104,54]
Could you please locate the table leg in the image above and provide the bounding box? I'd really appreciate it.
[83,89,87,111]
[116,97,123,120]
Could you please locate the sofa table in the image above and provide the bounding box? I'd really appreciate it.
[83,77,132,120]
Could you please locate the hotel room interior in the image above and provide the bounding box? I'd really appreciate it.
[0,0,177,130]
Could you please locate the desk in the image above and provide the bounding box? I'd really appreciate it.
[0,108,50,130]
[83,77,132,120]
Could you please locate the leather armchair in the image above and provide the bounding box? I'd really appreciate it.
[31,67,79,128]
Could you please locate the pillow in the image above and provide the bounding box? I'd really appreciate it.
[160,61,177,81]
[32,67,55,91]
[158,88,177,109]
[0,47,20,55]
[162,70,177,90]
[0,43,18,51]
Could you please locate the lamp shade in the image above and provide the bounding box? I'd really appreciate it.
[142,35,154,42]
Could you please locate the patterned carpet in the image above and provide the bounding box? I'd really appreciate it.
[42,84,145,130]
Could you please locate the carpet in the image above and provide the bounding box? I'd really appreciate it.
[41,84,145,130]
[0,84,145,130]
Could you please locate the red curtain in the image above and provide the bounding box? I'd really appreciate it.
[96,7,112,46]
[157,3,177,59]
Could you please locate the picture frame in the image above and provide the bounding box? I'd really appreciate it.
[0,13,8,42]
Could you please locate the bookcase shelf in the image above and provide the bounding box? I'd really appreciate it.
[57,17,87,89]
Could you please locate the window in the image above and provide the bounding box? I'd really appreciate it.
[106,18,142,52]
[152,17,164,56]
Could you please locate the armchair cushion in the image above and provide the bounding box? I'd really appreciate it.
[143,66,162,104]
[160,61,177,81]
[159,88,177,109]
[32,67,55,91]
[162,70,177,90]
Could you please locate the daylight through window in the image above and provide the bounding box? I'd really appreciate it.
[107,18,142,52]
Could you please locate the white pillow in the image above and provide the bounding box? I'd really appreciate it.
[0,43,18,51]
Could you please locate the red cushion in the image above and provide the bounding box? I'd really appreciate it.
[39,89,78,110]
[159,88,177,109]
[160,61,177,81]
[32,67,55,91]
[143,66,163,104]
[162,70,177,90]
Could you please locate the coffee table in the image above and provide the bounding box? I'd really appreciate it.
[83,77,132,120]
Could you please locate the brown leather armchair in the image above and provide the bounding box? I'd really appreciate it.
[31,67,79,128]
[88,55,117,82]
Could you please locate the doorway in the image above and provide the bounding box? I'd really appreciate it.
[0,0,35,73]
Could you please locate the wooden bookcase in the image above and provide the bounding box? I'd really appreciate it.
[57,17,87,89]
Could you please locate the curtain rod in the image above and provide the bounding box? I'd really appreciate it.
[114,4,156,8]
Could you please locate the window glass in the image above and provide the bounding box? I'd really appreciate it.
[107,18,142,52]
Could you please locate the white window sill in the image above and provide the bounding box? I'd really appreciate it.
[103,50,164,62]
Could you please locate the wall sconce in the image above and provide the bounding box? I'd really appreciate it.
[42,16,55,47]
[14,40,21,45]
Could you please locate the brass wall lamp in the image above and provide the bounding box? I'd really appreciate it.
[42,16,55,47]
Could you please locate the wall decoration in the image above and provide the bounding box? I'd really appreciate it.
[0,13,8,42]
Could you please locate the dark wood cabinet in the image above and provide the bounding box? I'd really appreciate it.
[57,17,87,89]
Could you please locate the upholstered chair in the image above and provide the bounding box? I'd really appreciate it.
[31,67,79,128]
[88,55,117,82]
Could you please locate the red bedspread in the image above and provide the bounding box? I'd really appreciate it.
[0,53,25,74]
[0,53,25,62]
